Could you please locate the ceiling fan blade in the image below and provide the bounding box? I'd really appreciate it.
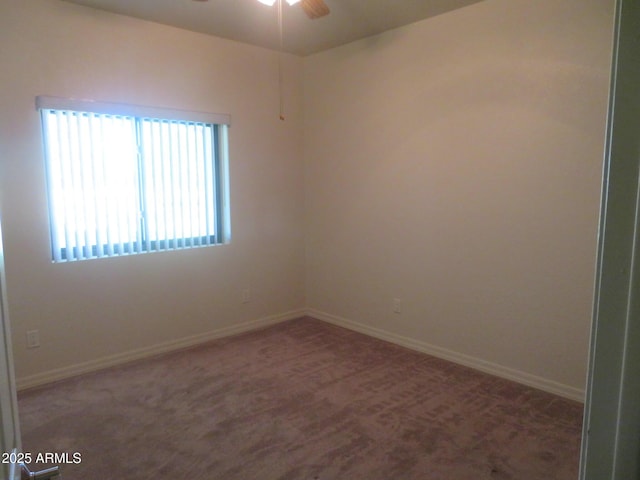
[300,0,330,19]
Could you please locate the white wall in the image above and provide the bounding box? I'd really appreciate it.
[0,0,615,398]
[0,0,306,383]
[304,0,614,397]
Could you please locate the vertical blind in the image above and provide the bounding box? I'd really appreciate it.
[37,97,231,262]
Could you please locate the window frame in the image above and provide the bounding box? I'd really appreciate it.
[37,96,231,262]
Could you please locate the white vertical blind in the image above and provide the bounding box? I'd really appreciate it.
[139,119,217,249]
[39,102,229,262]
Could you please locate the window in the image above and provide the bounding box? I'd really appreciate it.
[37,97,231,262]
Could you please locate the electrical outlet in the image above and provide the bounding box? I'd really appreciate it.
[241,288,251,304]
[393,298,402,314]
[26,330,40,349]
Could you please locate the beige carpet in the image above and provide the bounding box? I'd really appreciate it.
[18,317,583,479]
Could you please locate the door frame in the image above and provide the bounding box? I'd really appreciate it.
[580,0,640,478]
[0,217,22,480]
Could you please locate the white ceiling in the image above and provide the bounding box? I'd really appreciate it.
[62,0,486,56]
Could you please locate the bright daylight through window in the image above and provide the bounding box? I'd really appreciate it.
[37,97,231,262]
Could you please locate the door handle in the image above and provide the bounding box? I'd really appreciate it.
[20,463,60,480]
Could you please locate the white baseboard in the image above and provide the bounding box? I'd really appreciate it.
[17,308,585,403]
[17,309,306,391]
[307,309,585,403]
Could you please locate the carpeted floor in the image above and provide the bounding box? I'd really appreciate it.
[18,317,583,480]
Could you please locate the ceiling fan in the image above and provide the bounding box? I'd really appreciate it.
[257,0,329,19]
[193,0,330,20]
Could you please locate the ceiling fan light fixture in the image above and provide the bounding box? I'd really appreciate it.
[255,0,329,19]
[257,0,300,5]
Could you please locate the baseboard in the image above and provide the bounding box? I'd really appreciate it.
[17,307,585,402]
[307,309,585,403]
[16,309,306,391]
